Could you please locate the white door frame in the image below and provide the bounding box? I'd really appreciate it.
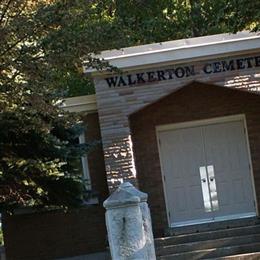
[156,114,258,227]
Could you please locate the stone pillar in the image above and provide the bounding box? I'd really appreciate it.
[103,182,156,260]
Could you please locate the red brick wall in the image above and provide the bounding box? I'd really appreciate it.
[3,207,107,260]
[83,113,109,201]
[3,113,109,260]
[129,82,260,237]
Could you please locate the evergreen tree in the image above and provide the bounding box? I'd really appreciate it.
[0,0,92,212]
[0,96,91,211]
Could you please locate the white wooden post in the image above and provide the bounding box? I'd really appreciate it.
[103,182,156,260]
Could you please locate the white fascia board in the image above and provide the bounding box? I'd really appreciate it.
[85,34,260,75]
[61,94,97,113]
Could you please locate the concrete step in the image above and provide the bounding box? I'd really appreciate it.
[156,233,260,256]
[157,241,260,259]
[209,252,260,259]
[155,223,260,247]
[165,217,260,236]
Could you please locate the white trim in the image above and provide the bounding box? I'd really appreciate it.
[85,32,260,74]
[79,133,100,205]
[95,32,259,60]
[61,96,99,204]
[172,212,256,227]
[243,116,259,216]
[97,35,260,60]
[62,95,97,113]
[156,130,172,227]
[156,114,245,132]
[156,114,258,228]
[79,133,92,191]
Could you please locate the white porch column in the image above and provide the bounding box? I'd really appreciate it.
[103,182,156,260]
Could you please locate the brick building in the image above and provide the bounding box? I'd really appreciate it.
[3,31,260,259]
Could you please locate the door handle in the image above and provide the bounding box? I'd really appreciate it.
[207,165,219,211]
[199,166,212,212]
[199,165,219,212]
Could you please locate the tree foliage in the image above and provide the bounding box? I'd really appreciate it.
[0,0,92,211]
[0,99,91,211]
[0,0,259,211]
[2,0,258,96]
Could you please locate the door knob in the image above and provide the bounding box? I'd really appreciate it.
[200,165,219,212]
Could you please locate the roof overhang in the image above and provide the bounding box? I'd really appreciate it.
[62,94,97,113]
[85,31,260,76]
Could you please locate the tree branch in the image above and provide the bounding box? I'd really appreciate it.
[189,0,201,37]
[0,35,28,57]
[0,0,14,25]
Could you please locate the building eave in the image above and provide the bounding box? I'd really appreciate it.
[84,31,260,76]
[62,94,97,113]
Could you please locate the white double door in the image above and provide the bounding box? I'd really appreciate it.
[158,118,256,227]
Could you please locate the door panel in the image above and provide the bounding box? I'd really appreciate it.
[203,121,255,219]
[159,127,214,226]
[158,118,256,227]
